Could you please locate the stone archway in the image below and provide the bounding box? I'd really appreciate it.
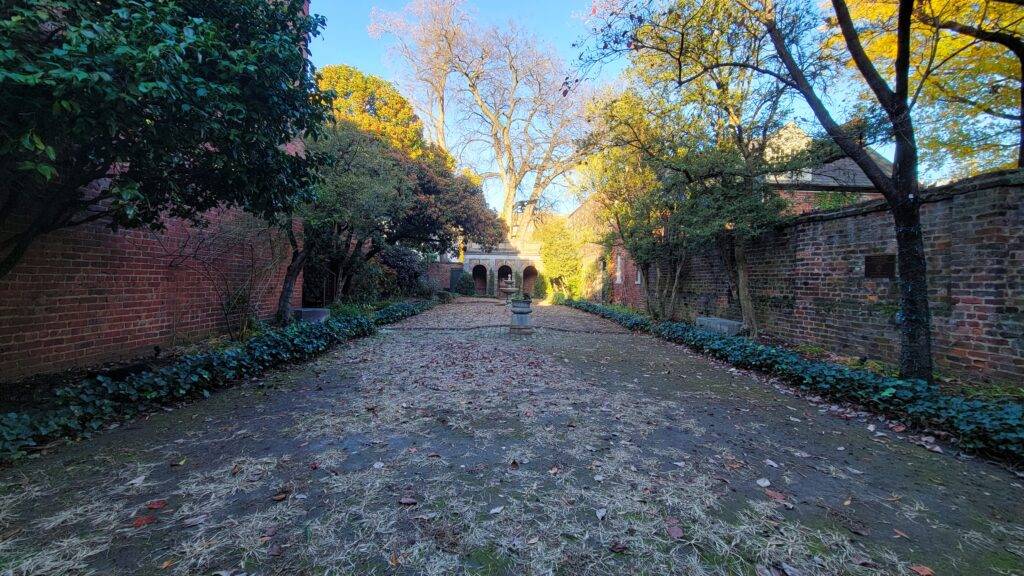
[498,265,513,286]
[471,265,487,295]
[523,265,538,296]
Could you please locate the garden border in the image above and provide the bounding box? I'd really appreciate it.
[563,298,1023,463]
[0,299,439,462]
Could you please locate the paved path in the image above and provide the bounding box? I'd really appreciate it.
[2,300,1022,575]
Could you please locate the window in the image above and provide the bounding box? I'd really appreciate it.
[615,255,623,284]
[636,269,642,285]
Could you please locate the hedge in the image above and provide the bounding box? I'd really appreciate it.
[1,300,437,462]
[371,299,436,325]
[563,299,1023,462]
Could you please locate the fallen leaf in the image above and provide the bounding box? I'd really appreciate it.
[132,515,157,528]
[146,500,168,510]
[126,475,146,487]
[756,478,771,488]
[608,541,628,554]
[509,459,520,470]
[230,464,241,476]
[398,496,418,506]
[765,459,780,468]
[489,506,504,515]
[764,489,787,502]
[893,528,910,539]
[666,524,684,540]
[596,508,607,521]
[909,566,934,576]
[267,543,283,557]
[159,559,174,570]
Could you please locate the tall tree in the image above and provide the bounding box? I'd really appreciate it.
[317,64,429,159]
[369,0,468,154]
[371,0,589,237]
[586,0,976,380]
[835,0,1024,173]
[294,122,504,309]
[0,0,329,281]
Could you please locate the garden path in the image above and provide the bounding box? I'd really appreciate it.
[2,300,1022,575]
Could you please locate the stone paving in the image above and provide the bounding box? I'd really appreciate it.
[1,300,1022,575]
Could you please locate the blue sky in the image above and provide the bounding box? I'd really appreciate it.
[308,1,603,212]
[309,1,596,85]
[307,2,897,210]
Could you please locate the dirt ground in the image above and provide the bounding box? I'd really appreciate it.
[1,299,1022,575]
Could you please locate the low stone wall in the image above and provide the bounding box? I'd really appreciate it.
[0,209,301,381]
[608,183,1023,385]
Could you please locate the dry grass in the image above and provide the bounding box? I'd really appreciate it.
[0,305,1018,575]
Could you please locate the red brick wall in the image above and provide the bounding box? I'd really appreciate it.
[605,185,1023,385]
[426,262,464,291]
[0,209,301,381]
[608,245,646,310]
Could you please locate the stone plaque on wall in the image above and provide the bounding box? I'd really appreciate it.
[864,254,896,279]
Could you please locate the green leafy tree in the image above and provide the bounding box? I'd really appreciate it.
[318,64,429,160]
[534,214,586,297]
[296,122,504,309]
[0,0,330,280]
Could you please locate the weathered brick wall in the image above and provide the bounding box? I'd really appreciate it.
[0,210,302,381]
[425,262,464,291]
[608,245,646,310]
[606,185,1023,385]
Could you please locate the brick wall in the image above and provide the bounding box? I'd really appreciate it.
[426,262,464,291]
[605,184,1023,385]
[608,245,646,310]
[0,209,301,381]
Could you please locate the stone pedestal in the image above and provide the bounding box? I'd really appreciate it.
[510,298,533,335]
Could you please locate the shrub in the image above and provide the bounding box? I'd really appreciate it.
[436,291,457,304]
[565,299,650,331]
[454,272,476,296]
[370,300,436,325]
[533,273,550,301]
[563,299,1024,462]
[0,298,438,462]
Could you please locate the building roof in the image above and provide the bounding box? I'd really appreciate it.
[766,124,892,192]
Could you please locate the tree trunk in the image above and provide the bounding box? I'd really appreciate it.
[891,201,934,381]
[733,239,758,338]
[275,228,307,326]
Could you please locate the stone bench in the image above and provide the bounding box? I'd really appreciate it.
[292,308,330,324]
[695,316,745,336]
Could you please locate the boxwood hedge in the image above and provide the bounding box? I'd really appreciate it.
[564,299,1023,462]
[1,300,437,462]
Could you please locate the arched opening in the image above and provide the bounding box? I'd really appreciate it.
[497,265,513,288]
[522,265,538,296]
[471,265,487,295]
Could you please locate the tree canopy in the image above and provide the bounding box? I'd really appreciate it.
[317,64,429,160]
[301,121,504,302]
[832,0,1024,174]
[0,0,330,279]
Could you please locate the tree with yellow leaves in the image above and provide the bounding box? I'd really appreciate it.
[835,0,1023,173]
[317,64,427,159]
